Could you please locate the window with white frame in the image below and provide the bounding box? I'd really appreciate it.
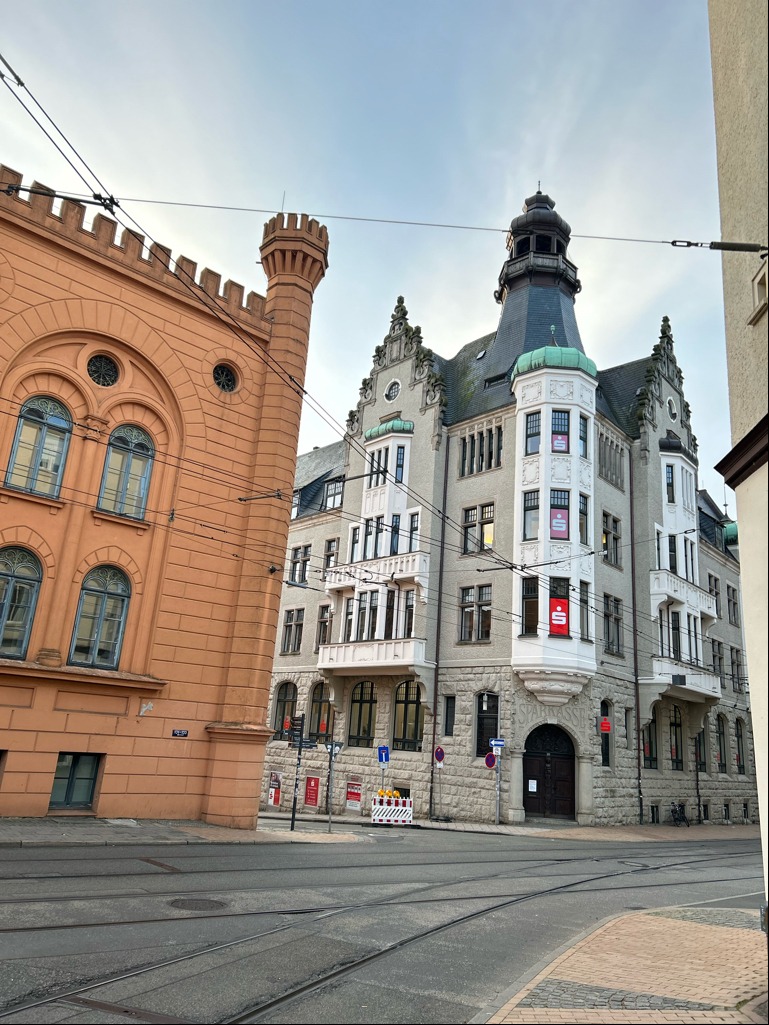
[460,584,492,642]
[324,478,344,509]
[281,608,304,654]
[522,491,539,541]
[463,503,494,553]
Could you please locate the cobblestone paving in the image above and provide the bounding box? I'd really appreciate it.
[648,906,763,930]
[518,979,717,1011]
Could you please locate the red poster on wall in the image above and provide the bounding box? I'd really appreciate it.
[549,596,569,635]
[550,508,569,539]
[552,433,569,453]
[304,775,320,807]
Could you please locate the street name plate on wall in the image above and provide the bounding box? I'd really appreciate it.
[172,729,189,737]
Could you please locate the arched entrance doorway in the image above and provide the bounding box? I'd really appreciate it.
[523,724,575,819]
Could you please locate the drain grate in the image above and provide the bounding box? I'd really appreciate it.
[169,898,227,911]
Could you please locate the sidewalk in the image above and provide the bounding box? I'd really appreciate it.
[0,813,765,1024]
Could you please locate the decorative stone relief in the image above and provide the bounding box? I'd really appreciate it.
[580,555,593,576]
[519,543,539,565]
[521,458,540,485]
[550,380,574,400]
[579,385,594,409]
[549,544,571,561]
[579,461,592,488]
[551,456,571,482]
[520,381,542,404]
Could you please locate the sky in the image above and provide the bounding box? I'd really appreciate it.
[0,0,744,509]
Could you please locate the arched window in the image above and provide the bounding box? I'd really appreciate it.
[0,547,42,659]
[273,682,297,739]
[5,397,72,498]
[716,714,728,773]
[69,566,130,669]
[735,719,746,775]
[393,680,424,752]
[670,704,683,770]
[98,425,154,519]
[642,705,658,769]
[600,699,612,767]
[309,681,334,741]
[475,691,499,758]
[348,681,377,748]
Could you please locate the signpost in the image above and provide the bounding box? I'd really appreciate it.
[289,713,305,832]
[490,739,505,825]
[377,744,389,791]
[326,740,343,833]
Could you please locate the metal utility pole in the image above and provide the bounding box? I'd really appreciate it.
[290,713,305,832]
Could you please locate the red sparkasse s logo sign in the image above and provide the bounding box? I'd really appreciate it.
[549,597,569,635]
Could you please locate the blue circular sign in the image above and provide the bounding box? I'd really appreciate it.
[485,752,496,769]
[434,746,445,762]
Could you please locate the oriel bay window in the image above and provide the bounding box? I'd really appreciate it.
[551,410,569,452]
[393,681,424,752]
[69,566,130,670]
[98,425,154,519]
[348,681,377,748]
[0,547,42,660]
[5,396,72,498]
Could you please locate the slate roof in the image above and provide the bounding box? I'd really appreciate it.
[293,439,346,520]
[595,357,650,438]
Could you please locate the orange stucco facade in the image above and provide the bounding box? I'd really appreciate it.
[0,165,328,827]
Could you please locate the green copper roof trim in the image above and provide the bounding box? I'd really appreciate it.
[723,521,738,545]
[364,418,415,441]
[512,346,598,380]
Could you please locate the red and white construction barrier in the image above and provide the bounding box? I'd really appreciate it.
[371,796,413,825]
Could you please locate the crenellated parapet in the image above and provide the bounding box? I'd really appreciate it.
[259,212,329,293]
[0,165,266,327]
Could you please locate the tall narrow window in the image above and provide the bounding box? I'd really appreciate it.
[670,705,683,770]
[475,692,499,758]
[665,464,675,503]
[671,610,681,660]
[273,682,297,738]
[393,680,424,752]
[521,576,538,635]
[343,598,354,642]
[708,574,722,617]
[579,415,588,459]
[712,639,725,688]
[390,514,401,556]
[603,595,623,655]
[5,397,72,498]
[309,681,334,741]
[735,720,746,775]
[600,700,611,767]
[716,715,727,773]
[374,516,385,558]
[525,411,541,455]
[348,681,377,748]
[579,494,589,545]
[403,590,415,637]
[356,592,368,642]
[551,410,569,452]
[643,707,658,769]
[98,425,154,519]
[316,605,332,650]
[668,534,678,575]
[323,538,338,575]
[363,519,374,560]
[395,445,405,483]
[0,547,42,659]
[523,491,539,541]
[579,580,590,640]
[695,724,707,773]
[69,566,130,669]
[444,695,456,737]
[727,585,740,626]
[350,527,360,563]
[384,589,396,639]
[602,513,621,565]
[408,513,419,553]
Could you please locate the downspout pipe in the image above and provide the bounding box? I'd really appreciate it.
[428,433,450,821]
[629,452,644,825]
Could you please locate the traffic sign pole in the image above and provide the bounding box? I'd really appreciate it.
[495,748,501,825]
[290,713,305,832]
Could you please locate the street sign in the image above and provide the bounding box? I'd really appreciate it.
[489,738,505,748]
[485,752,496,769]
[378,745,390,764]
[434,746,445,762]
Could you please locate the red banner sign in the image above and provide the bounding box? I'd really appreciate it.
[549,596,569,635]
[304,775,320,807]
[550,508,569,539]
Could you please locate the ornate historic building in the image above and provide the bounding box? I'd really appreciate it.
[0,165,328,827]
[261,191,757,827]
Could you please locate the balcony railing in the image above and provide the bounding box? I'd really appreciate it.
[651,656,721,700]
[650,570,718,623]
[324,551,430,592]
[318,636,431,677]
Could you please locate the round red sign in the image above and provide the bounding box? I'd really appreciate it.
[485,752,496,769]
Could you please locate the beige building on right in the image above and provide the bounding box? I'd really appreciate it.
[709,0,768,906]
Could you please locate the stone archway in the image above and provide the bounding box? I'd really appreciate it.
[523,723,576,819]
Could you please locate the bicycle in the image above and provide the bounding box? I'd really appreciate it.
[670,801,690,827]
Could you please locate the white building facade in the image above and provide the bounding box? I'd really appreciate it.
[261,193,757,828]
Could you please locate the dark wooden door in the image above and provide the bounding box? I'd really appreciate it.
[522,725,575,819]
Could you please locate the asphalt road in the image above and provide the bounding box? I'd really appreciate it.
[0,829,763,1024]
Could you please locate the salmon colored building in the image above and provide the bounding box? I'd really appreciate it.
[0,165,328,827]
